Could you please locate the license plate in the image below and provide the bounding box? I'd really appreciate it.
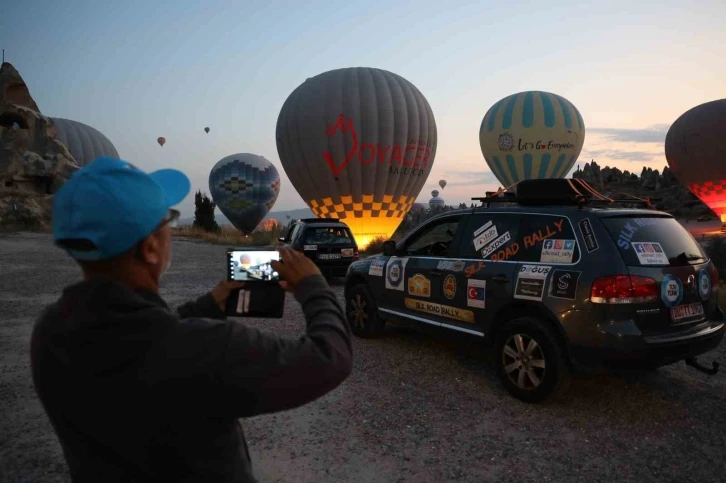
[670,302,705,322]
[318,253,341,260]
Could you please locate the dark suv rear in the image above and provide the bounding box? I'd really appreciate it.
[279,218,359,277]
[343,179,724,402]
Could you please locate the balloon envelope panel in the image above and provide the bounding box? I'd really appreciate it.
[51,117,120,167]
[276,67,437,248]
[665,99,726,219]
[479,91,585,188]
[208,153,281,234]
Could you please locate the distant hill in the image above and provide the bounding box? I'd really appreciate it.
[179,207,315,227]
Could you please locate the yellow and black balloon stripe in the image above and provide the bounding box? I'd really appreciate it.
[308,194,416,219]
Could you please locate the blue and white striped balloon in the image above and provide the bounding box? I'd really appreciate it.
[479,91,585,188]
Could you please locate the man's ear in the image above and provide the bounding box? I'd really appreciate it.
[138,232,162,265]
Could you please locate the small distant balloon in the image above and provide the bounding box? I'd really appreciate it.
[439,179,447,190]
[204,127,210,134]
[157,137,166,147]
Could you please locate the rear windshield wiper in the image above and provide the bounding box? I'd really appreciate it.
[669,252,705,265]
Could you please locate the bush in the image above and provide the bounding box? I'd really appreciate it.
[704,236,726,280]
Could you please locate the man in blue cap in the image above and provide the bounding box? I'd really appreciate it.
[30,157,352,482]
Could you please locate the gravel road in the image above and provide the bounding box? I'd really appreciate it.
[2,232,725,483]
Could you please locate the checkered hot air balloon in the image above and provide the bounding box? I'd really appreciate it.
[275,67,437,248]
[479,91,586,189]
[208,153,281,234]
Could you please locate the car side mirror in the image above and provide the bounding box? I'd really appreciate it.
[382,240,397,256]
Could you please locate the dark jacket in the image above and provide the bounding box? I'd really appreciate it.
[30,275,352,483]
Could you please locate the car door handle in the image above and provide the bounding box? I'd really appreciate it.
[492,274,509,283]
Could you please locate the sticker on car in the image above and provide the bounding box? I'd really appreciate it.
[304,245,317,251]
[698,269,712,300]
[481,231,511,259]
[473,220,493,237]
[467,279,486,308]
[473,224,498,251]
[385,257,409,291]
[341,248,354,257]
[368,260,385,277]
[404,298,475,324]
[632,242,668,265]
[578,218,599,253]
[661,274,683,307]
[514,265,552,301]
[437,260,465,272]
[408,273,431,298]
[549,270,581,300]
[443,274,457,299]
[540,239,575,264]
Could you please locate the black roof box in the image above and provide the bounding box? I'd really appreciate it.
[514,178,602,206]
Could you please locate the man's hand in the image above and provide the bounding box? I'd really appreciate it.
[271,247,322,292]
[211,280,246,311]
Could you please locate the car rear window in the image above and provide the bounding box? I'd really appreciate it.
[600,216,707,266]
[303,226,354,245]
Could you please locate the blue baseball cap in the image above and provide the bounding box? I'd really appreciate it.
[53,156,191,261]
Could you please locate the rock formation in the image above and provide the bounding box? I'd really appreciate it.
[0,62,81,229]
[573,160,712,218]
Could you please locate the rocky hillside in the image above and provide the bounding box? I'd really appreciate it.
[573,160,714,219]
[0,62,81,229]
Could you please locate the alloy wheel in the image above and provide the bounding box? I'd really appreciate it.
[502,333,547,390]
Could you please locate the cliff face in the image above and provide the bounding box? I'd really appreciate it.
[572,160,713,218]
[0,62,81,228]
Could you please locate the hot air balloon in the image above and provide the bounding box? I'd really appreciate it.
[479,91,585,189]
[429,190,445,210]
[205,127,210,134]
[439,179,447,190]
[276,67,437,248]
[208,153,281,235]
[157,137,166,147]
[665,98,726,224]
[51,118,120,167]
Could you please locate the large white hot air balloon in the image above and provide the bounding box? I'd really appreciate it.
[276,67,437,248]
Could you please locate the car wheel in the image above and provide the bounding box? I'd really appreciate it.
[494,317,571,403]
[346,284,385,338]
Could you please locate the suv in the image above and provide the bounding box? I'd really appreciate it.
[343,179,724,402]
[279,218,359,277]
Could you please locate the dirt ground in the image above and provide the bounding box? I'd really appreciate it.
[1,233,725,483]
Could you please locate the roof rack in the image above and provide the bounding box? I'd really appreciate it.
[470,178,658,209]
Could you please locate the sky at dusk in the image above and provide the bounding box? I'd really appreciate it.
[2,0,725,218]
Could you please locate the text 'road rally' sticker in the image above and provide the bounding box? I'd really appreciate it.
[578,218,599,253]
[661,274,683,307]
[481,231,511,259]
[632,242,668,265]
[404,298,475,324]
[385,257,409,291]
[467,279,486,308]
[549,270,581,300]
[514,264,552,301]
[698,269,712,300]
[473,222,498,251]
[540,239,575,264]
[408,273,431,298]
[368,259,385,276]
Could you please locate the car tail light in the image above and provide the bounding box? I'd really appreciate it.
[712,265,719,287]
[590,275,658,304]
[353,249,359,260]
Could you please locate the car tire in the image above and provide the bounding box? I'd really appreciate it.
[346,283,385,338]
[494,316,571,403]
